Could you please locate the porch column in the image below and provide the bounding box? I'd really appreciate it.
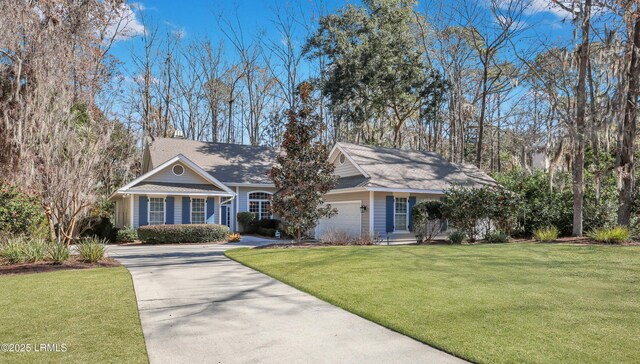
[235,186,240,232]
[216,196,222,224]
[129,194,135,228]
[369,191,375,236]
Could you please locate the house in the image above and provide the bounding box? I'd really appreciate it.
[110,137,494,241]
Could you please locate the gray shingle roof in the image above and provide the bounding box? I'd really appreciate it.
[336,142,495,190]
[146,138,495,191]
[148,138,279,184]
[128,182,223,193]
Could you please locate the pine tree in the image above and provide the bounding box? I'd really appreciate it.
[270,82,338,241]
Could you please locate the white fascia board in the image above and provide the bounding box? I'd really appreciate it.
[325,187,368,195]
[223,182,276,188]
[117,154,235,195]
[365,187,445,195]
[127,191,234,197]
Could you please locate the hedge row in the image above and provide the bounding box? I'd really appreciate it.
[137,224,229,243]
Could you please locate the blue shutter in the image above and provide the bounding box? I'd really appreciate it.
[408,196,416,232]
[182,197,190,224]
[165,197,174,224]
[385,196,394,233]
[139,196,148,226]
[206,198,215,224]
[221,205,228,226]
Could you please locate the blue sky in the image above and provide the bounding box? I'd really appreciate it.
[109,0,574,75]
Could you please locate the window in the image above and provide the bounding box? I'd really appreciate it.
[172,164,184,176]
[339,154,346,165]
[149,198,165,225]
[248,192,272,220]
[191,198,206,224]
[394,197,408,231]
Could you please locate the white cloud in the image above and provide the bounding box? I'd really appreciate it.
[104,2,145,41]
[525,0,571,17]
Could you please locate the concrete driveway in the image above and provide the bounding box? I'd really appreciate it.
[109,238,465,364]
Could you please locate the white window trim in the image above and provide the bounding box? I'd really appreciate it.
[172,164,185,176]
[247,190,273,220]
[191,197,206,224]
[394,197,409,233]
[148,196,166,225]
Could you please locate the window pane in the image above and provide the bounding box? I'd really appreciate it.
[149,198,164,225]
[395,198,407,213]
[192,198,205,224]
[395,214,407,230]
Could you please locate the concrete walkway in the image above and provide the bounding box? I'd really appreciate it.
[109,239,466,364]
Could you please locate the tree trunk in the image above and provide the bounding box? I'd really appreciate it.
[617,15,640,226]
[476,63,489,168]
[572,0,591,236]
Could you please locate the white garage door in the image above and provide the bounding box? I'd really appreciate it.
[315,201,361,239]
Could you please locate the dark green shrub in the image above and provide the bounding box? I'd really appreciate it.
[137,224,230,243]
[257,219,280,229]
[448,230,466,244]
[47,243,70,264]
[116,227,137,243]
[485,231,510,244]
[237,212,257,233]
[413,201,444,243]
[78,237,107,263]
[257,227,277,237]
[0,181,44,236]
[493,170,573,236]
[79,216,117,242]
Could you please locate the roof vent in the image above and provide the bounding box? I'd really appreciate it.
[173,130,184,139]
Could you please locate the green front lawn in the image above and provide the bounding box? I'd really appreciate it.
[0,267,148,363]
[226,244,640,364]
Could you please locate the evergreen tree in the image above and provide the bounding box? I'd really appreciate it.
[270,82,338,241]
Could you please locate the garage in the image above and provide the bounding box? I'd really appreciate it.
[315,201,362,239]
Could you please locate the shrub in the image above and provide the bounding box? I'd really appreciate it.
[588,226,630,244]
[319,230,373,245]
[484,231,510,244]
[116,227,137,243]
[79,216,117,242]
[228,233,241,242]
[47,243,70,264]
[413,201,444,243]
[137,224,230,243]
[256,227,276,237]
[533,226,559,243]
[237,212,257,233]
[23,238,48,262]
[0,180,44,236]
[78,237,107,263]
[448,230,466,244]
[257,219,280,229]
[0,238,28,264]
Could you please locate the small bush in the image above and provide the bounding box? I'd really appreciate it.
[23,238,48,262]
[448,230,466,244]
[257,227,276,237]
[228,233,241,242]
[588,226,630,244]
[116,227,137,243]
[485,231,510,244]
[78,237,107,263]
[137,224,230,243]
[1,238,28,264]
[237,212,257,233]
[257,219,280,229]
[319,230,373,245]
[79,216,117,242]
[47,243,70,264]
[0,180,44,236]
[533,226,559,243]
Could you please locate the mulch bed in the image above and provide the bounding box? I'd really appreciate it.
[0,257,120,275]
